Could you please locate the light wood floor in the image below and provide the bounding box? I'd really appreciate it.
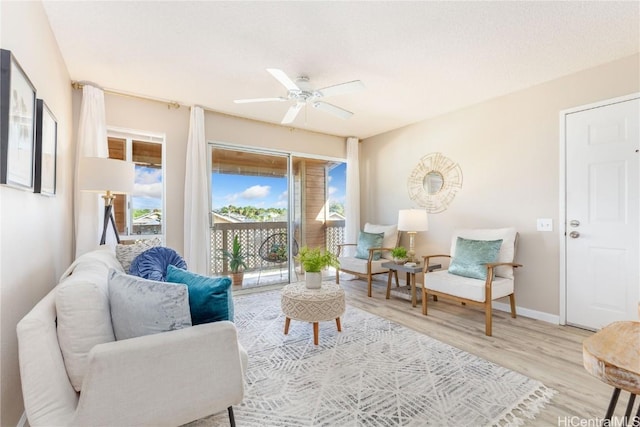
[237,277,634,426]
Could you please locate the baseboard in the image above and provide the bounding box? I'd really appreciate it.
[17,412,28,427]
[493,301,560,325]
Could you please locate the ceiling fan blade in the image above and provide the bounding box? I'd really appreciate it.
[234,97,286,104]
[267,68,300,92]
[281,102,304,124]
[317,80,365,98]
[313,101,353,120]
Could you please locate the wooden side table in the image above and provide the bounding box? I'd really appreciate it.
[583,321,640,424]
[382,262,441,307]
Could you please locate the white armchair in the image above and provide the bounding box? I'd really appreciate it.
[421,228,522,336]
[336,223,399,297]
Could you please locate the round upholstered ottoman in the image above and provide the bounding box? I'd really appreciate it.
[281,282,346,345]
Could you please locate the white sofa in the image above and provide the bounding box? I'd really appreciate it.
[17,246,248,426]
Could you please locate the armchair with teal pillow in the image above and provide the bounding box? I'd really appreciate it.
[421,228,522,336]
[336,223,399,297]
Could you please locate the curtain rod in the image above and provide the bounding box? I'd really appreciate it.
[70,81,350,139]
[71,81,181,109]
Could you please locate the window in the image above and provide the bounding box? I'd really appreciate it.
[107,128,165,239]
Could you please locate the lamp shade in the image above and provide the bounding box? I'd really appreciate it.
[397,209,428,232]
[79,157,135,194]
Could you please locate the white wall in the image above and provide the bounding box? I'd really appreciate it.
[0,2,73,425]
[361,53,639,317]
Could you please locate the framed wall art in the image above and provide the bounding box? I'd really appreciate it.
[34,99,57,195]
[0,49,37,190]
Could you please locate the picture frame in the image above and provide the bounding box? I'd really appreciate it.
[34,99,57,195]
[0,49,37,190]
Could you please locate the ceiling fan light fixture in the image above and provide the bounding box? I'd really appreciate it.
[236,68,364,124]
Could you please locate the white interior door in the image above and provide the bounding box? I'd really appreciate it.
[565,97,639,330]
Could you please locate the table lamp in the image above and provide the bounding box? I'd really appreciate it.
[397,209,429,263]
[79,157,135,244]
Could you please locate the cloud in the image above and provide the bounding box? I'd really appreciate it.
[239,185,270,200]
[134,182,162,198]
[328,186,338,195]
[136,167,162,185]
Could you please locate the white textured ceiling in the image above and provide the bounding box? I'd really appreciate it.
[42,1,639,139]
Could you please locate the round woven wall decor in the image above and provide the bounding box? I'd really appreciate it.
[407,152,463,213]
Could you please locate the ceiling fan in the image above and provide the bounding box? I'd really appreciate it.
[234,68,365,124]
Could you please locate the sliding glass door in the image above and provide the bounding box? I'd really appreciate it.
[209,146,293,287]
[209,144,346,288]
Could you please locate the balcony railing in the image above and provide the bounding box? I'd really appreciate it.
[210,220,345,276]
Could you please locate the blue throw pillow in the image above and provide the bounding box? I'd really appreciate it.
[448,237,503,280]
[165,265,234,324]
[355,231,385,260]
[129,247,187,281]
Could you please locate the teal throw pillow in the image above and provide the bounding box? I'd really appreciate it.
[166,265,234,324]
[355,231,385,260]
[448,237,503,280]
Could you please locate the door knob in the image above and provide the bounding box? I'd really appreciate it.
[569,220,580,227]
[569,231,580,238]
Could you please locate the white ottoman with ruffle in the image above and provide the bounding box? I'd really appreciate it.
[281,282,346,345]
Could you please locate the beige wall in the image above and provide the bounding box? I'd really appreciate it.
[0,2,73,425]
[87,93,345,253]
[361,53,640,317]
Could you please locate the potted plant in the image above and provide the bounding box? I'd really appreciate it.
[221,235,248,286]
[295,246,339,289]
[390,246,408,264]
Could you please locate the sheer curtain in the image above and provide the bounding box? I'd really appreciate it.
[74,84,109,258]
[184,106,210,275]
[344,136,360,257]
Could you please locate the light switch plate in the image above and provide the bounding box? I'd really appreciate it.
[536,218,553,231]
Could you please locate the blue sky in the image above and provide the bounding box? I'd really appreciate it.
[132,165,162,210]
[211,162,346,210]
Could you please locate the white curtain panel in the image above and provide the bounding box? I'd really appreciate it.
[74,84,109,258]
[344,137,360,257]
[184,106,210,275]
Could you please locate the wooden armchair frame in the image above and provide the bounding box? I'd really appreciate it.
[336,244,397,297]
[422,254,522,336]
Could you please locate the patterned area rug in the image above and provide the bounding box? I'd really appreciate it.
[188,290,555,427]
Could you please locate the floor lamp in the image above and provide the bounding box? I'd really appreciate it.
[397,209,429,263]
[79,157,135,245]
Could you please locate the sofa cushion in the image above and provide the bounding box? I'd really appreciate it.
[425,270,514,302]
[56,246,123,391]
[364,223,399,260]
[108,269,192,341]
[355,231,384,260]
[451,228,517,279]
[129,246,187,281]
[166,265,234,324]
[448,237,503,280]
[115,237,162,273]
[338,256,390,275]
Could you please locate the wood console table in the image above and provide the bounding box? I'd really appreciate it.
[583,321,640,424]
